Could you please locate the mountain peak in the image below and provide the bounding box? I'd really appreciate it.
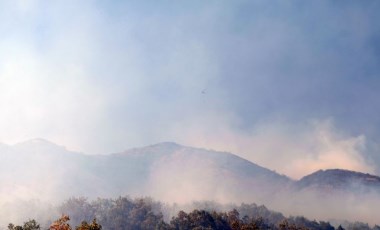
[119,142,183,156]
[304,168,379,179]
[21,138,55,144]
[150,142,182,148]
[296,169,380,191]
[13,138,68,151]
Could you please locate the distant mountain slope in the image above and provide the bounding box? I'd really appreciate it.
[1,139,380,224]
[1,139,380,203]
[279,169,380,225]
[0,139,95,201]
[295,169,380,193]
[104,142,292,203]
[1,139,380,198]
[0,139,292,203]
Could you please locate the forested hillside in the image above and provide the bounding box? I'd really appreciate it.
[7,196,380,230]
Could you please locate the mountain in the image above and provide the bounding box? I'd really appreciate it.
[103,142,292,203]
[0,138,93,202]
[1,139,380,202]
[296,169,380,194]
[0,139,292,204]
[1,139,380,224]
[281,169,380,225]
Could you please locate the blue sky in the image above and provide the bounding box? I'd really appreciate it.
[0,0,380,178]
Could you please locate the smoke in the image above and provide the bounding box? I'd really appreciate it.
[0,1,380,162]
[170,118,374,179]
[0,0,380,227]
[0,138,378,227]
[268,185,380,226]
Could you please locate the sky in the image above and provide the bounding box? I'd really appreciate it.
[1,0,380,178]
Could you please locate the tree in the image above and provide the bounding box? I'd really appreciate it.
[7,224,22,230]
[23,220,40,230]
[75,219,102,230]
[170,210,191,230]
[8,220,40,230]
[50,215,72,230]
[60,197,95,227]
[227,209,241,230]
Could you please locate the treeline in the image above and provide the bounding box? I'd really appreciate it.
[8,216,101,230]
[7,196,380,230]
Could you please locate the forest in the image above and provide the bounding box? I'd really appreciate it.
[6,196,380,230]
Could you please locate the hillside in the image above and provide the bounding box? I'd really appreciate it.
[105,142,292,203]
[0,139,292,203]
[1,139,380,201]
[0,139,380,225]
[296,169,380,193]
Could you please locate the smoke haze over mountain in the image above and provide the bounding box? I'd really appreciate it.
[1,1,380,228]
[1,1,380,177]
[0,140,379,226]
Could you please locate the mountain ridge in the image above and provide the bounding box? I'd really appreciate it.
[1,139,380,224]
[117,141,292,180]
[296,168,380,192]
[4,138,379,180]
[0,138,380,182]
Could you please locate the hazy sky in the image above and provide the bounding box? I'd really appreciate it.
[1,0,380,178]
